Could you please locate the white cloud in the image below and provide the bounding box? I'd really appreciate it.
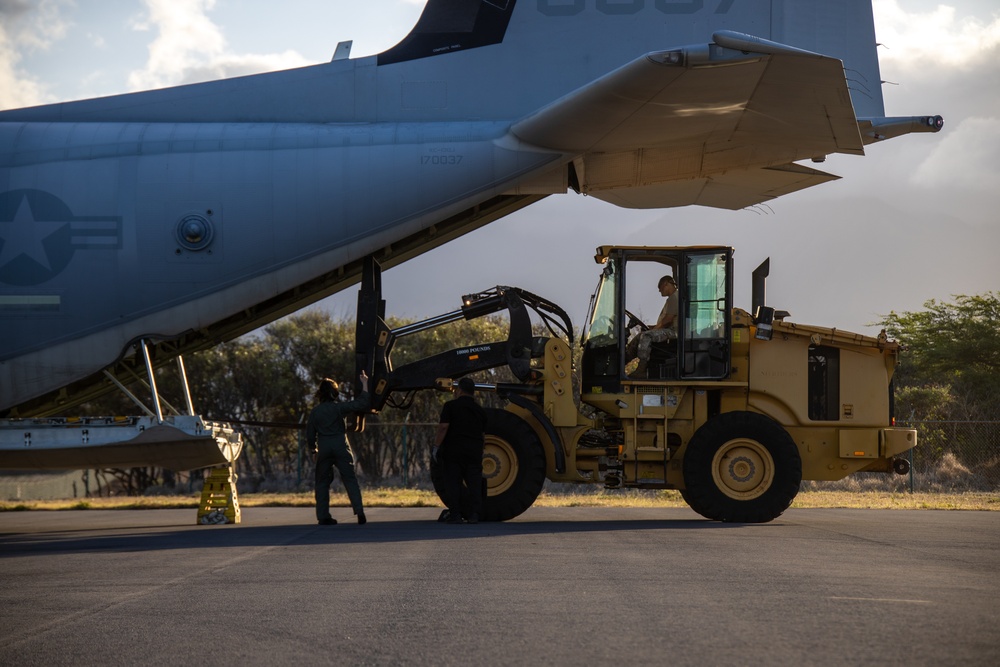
[0,32,44,109]
[874,0,1000,69]
[127,0,311,91]
[0,0,72,109]
[868,2,1000,218]
[87,32,107,50]
[913,116,1000,193]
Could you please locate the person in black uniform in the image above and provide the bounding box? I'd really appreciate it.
[306,371,369,525]
[434,377,488,524]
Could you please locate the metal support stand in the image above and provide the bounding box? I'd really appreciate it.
[198,466,241,524]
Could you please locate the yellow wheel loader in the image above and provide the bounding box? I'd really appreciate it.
[355,246,915,523]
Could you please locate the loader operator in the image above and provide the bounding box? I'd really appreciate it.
[434,377,488,524]
[307,371,370,526]
[626,274,678,378]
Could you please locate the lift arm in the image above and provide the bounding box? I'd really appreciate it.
[354,256,573,413]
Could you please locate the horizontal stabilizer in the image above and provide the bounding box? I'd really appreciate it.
[512,33,864,163]
[588,163,840,211]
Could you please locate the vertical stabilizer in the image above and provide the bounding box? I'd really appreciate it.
[770,0,885,117]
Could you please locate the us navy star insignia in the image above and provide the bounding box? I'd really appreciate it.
[0,194,67,271]
[0,189,122,287]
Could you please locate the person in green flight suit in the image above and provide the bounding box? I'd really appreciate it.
[307,370,370,525]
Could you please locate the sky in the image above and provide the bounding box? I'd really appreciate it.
[1,0,998,336]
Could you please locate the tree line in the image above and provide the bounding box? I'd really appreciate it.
[78,292,999,494]
[879,292,1000,473]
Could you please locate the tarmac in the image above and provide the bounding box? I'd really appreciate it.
[1,506,998,666]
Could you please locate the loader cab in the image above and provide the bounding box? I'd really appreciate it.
[581,246,733,392]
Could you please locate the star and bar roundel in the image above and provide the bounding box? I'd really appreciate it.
[0,189,122,286]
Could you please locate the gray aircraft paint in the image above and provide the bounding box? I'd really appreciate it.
[0,0,938,416]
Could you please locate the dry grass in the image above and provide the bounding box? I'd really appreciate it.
[789,491,999,511]
[2,488,998,512]
[536,489,999,511]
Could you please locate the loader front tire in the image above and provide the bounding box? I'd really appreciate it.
[682,412,802,523]
[431,408,546,522]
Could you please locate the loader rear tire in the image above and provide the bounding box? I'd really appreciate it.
[431,408,546,522]
[682,411,802,523]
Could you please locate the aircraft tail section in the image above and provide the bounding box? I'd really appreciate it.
[0,0,889,127]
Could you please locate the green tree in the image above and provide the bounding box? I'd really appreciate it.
[266,310,358,395]
[880,292,1000,421]
[879,293,1000,471]
[187,337,303,480]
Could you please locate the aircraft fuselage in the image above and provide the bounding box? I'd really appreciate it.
[1,0,942,418]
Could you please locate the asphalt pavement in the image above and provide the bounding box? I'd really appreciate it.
[1,506,997,666]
